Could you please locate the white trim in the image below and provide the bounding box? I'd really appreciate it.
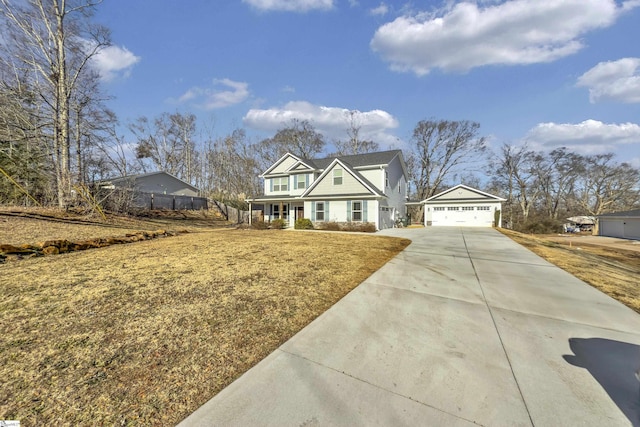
[422,184,506,203]
[301,158,382,198]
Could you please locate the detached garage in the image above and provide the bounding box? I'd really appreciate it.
[598,209,640,240]
[422,184,506,227]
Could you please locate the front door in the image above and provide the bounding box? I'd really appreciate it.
[295,206,304,220]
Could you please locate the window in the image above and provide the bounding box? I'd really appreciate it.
[398,180,401,193]
[462,206,474,211]
[316,202,325,221]
[352,201,362,221]
[333,169,343,185]
[385,171,389,188]
[272,177,288,192]
[295,174,307,189]
[447,207,459,211]
[477,206,491,211]
[273,204,288,219]
[433,207,445,211]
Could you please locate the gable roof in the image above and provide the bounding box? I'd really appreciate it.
[598,209,640,218]
[301,158,385,198]
[262,153,308,176]
[310,150,404,170]
[423,184,506,203]
[104,171,199,192]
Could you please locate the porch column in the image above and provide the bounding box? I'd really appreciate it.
[279,201,283,219]
[248,201,252,225]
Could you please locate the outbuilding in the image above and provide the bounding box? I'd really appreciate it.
[597,209,640,240]
[422,184,506,227]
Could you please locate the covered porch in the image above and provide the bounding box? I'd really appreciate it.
[246,197,305,228]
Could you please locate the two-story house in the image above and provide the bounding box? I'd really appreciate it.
[246,150,408,230]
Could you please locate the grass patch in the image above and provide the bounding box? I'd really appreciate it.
[0,228,409,425]
[499,228,640,314]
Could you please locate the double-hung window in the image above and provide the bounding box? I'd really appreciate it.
[333,169,343,185]
[316,202,325,221]
[352,201,363,221]
[272,177,288,192]
[295,174,307,189]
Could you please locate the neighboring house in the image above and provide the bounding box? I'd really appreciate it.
[421,184,505,227]
[246,150,409,230]
[100,171,199,197]
[99,171,206,210]
[597,209,640,240]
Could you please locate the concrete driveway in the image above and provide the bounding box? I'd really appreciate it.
[180,227,640,426]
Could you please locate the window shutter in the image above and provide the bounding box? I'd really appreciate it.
[269,179,273,192]
[363,200,368,222]
[293,175,298,189]
[347,200,352,221]
[311,202,316,221]
[325,201,330,221]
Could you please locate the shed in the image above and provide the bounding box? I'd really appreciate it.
[597,209,640,240]
[422,184,506,227]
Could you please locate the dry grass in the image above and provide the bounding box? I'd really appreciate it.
[0,227,409,426]
[499,229,640,313]
[0,208,231,245]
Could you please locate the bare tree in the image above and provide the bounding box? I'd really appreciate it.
[256,119,325,169]
[573,153,640,215]
[490,143,541,226]
[130,112,197,182]
[532,148,584,220]
[204,128,261,203]
[333,110,379,155]
[410,119,487,201]
[0,0,111,207]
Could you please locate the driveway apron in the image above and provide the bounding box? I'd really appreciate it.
[179,227,640,427]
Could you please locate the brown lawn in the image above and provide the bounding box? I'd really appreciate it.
[0,213,409,426]
[499,228,640,314]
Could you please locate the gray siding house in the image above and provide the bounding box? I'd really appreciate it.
[598,209,640,240]
[101,171,199,197]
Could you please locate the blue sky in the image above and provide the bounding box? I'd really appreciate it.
[93,0,640,166]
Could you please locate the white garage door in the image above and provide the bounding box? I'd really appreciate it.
[432,206,494,227]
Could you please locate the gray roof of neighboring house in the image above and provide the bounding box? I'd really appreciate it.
[103,171,199,192]
[598,209,640,218]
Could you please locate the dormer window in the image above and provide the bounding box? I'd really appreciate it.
[385,171,389,188]
[333,169,343,185]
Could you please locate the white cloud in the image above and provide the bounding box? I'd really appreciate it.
[176,78,250,110]
[576,58,640,103]
[525,119,640,153]
[242,0,333,12]
[370,3,388,16]
[243,101,399,146]
[91,45,140,82]
[370,0,639,75]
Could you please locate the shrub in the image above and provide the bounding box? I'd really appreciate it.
[294,218,314,230]
[519,219,562,234]
[270,218,287,229]
[317,221,341,231]
[356,222,377,233]
[316,221,377,232]
[251,220,268,230]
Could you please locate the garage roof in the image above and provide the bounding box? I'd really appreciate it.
[598,209,640,218]
[422,184,506,203]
